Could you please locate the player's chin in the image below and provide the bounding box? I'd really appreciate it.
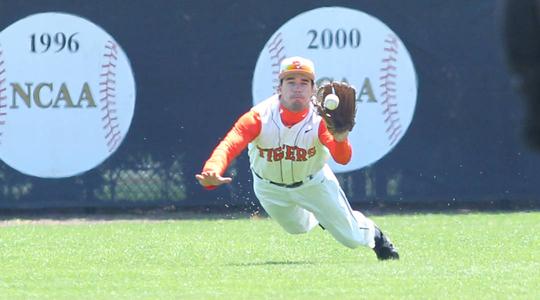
[291,99,309,109]
[289,103,305,112]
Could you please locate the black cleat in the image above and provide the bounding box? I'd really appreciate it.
[373,227,399,260]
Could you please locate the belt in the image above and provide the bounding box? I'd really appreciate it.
[253,171,313,188]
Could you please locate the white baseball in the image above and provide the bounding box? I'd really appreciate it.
[324,94,340,110]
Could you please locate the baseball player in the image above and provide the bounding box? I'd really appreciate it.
[196,56,399,260]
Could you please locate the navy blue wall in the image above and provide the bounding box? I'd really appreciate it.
[0,0,538,209]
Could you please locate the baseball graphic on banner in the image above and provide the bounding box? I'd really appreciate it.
[252,7,417,173]
[0,12,136,178]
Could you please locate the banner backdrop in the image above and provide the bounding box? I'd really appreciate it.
[0,12,135,178]
[252,7,418,173]
[0,0,538,209]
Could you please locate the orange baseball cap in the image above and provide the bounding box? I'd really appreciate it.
[279,56,315,80]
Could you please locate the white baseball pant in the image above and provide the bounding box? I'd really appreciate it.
[252,164,376,249]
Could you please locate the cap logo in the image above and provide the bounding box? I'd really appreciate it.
[284,60,312,72]
[277,56,315,80]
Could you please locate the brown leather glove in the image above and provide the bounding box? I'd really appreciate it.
[314,81,357,134]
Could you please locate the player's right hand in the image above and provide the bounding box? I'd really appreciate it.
[195,171,233,187]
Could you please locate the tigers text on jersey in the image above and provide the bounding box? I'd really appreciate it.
[248,95,329,184]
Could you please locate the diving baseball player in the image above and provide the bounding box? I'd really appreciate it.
[196,56,399,260]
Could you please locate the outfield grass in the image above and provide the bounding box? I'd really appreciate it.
[0,212,539,299]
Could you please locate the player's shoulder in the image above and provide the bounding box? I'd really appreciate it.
[252,94,279,114]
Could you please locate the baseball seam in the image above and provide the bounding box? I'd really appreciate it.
[0,46,6,144]
[100,40,122,153]
[267,32,286,93]
[379,34,402,146]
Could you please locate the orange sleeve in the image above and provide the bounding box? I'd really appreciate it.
[202,110,261,175]
[318,120,352,165]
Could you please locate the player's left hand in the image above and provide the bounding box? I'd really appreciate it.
[314,82,357,137]
[195,171,232,187]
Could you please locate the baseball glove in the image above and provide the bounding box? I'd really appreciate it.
[314,81,357,134]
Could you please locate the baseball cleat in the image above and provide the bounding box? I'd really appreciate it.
[373,227,399,260]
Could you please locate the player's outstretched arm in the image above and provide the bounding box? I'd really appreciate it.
[196,110,261,189]
[195,171,232,187]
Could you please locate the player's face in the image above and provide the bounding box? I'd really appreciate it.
[278,74,314,112]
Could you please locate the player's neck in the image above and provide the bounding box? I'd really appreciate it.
[279,104,309,127]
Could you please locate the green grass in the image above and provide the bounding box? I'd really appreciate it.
[0,212,539,299]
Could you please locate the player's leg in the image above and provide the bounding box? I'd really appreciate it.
[297,165,398,259]
[297,170,376,249]
[253,176,318,234]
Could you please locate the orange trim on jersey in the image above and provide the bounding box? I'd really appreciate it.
[318,119,352,165]
[280,104,309,127]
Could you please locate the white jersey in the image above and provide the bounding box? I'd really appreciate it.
[248,95,329,184]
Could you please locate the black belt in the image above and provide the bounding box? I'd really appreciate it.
[253,171,313,188]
